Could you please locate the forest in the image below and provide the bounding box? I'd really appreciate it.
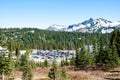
[0,28,111,50]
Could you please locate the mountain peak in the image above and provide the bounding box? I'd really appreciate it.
[81,18,94,25]
[89,18,94,21]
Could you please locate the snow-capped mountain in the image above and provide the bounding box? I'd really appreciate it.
[47,18,120,33]
[47,24,67,31]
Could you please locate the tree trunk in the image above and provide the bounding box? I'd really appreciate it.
[2,72,5,80]
[53,73,56,80]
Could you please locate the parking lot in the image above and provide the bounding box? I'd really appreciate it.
[29,50,76,63]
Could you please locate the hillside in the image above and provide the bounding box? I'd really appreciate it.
[0,28,111,50]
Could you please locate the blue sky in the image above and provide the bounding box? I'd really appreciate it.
[0,0,120,29]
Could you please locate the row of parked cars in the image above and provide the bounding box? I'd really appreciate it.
[30,50,76,62]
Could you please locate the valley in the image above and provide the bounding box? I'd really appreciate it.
[0,28,120,80]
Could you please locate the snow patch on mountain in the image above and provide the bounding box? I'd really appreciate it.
[47,24,67,31]
[101,29,114,33]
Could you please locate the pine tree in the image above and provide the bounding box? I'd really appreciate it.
[61,68,66,80]
[110,30,120,57]
[75,48,80,68]
[103,47,112,70]
[95,37,105,67]
[75,42,93,70]
[20,51,33,80]
[110,40,120,68]
[15,47,20,58]
[15,57,20,69]
[70,55,75,66]
[7,52,14,79]
[0,58,6,80]
[44,59,49,67]
[93,37,98,64]
[85,46,93,67]
[65,56,69,66]
[0,52,14,80]
[48,60,57,80]
[80,45,92,69]
[61,60,65,67]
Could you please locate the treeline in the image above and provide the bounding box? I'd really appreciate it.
[0,28,111,50]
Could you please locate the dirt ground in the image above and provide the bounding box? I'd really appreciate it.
[13,68,50,80]
[12,67,120,80]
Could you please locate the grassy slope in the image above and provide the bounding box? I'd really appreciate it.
[12,67,120,80]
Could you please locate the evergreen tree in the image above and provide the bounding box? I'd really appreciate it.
[85,46,93,67]
[61,68,66,80]
[110,40,120,68]
[44,59,49,67]
[70,55,75,66]
[7,52,14,79]
[75,43,93,70]
[15,47,20,58]
[93,37,98,64]
[0,52,14,80]
[15,57,20,69]
[61,60,65,67]
[65,56,69,66]
[103,47,112,70]
[80,45,92,69]
[75,48,80,68]
[20,51,33,80]
[48,60,57,80]
[110,30,120,57]
[0,52,6,80]
[95,37,105,67]
[29,60,37,69]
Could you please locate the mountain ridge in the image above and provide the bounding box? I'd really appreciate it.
[47,18,120,33]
